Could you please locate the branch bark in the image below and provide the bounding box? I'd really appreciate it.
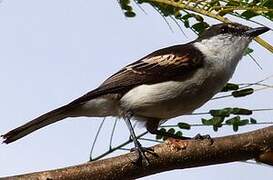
[2,126,273,180]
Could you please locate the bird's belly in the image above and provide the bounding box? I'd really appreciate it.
[120,68,229,119]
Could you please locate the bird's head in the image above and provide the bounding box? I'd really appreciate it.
[198,23,270,41]
[194,23,270,64]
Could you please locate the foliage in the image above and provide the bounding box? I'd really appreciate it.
[156,107,257,140]
[119,0,273,53]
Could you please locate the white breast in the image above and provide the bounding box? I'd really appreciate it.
[119,67,222,119]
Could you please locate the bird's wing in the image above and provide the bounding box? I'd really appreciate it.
[69,44,204,105]
[1,44,204,144]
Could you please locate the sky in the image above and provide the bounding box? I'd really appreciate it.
[0,0,273,179]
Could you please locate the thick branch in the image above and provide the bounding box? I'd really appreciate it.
[2,126,273,180]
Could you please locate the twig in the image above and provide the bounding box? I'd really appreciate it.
[109,118,118,150]
[91,131,148,161]
[89,117,106,160]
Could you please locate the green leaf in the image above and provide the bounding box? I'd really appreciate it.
[202,118,213,125]
[120,0,130,5]
[120,0,131,10]
[238,119,250,126]
[232,108,253,115]
[250,118,257,124]
[181,14,194,20]
[167,128,175,134]
[157,4,177,17]
[212,117,225,132]
[226,1,240,6]
[156,134,162,140]
[121,4,132,11]
[265,12,273,20]
[226,116,241,125]
[137,0,146,3]
[184,20,190,28]
[210,108,232,117]
[233,124,239,132]
[212,117,225,126]
[193,14,204,22]
[263,0,273,9]
[260,0,273,19]
[125,11,136,17]
[175,131,183,137]
[232,88,254,97]
[192,22,209,34]
[119,0,136,18]
[156,128,166,139]
[225,116,241,132]
[202,117,224,131]
[213,125,219,132]
[159,128,166,132]
[244,48,254,55]
[209,0,221,7]
[221,83,239,92]
[178,122,191,130]
[241,10,258,19]
[225,116,249,132]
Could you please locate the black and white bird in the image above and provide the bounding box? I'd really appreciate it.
[1,23,270,162]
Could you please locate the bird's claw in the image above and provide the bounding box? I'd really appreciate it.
[130,146,155,166]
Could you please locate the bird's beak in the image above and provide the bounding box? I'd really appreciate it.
[245,26,270,37]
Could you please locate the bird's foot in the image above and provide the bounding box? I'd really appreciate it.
[130,144,156,166]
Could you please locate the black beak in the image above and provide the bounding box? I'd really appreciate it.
[245,26,270,37]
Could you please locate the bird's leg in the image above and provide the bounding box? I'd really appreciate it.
[123,112,154,166]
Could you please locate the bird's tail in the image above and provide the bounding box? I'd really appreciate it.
[1,105,73,144]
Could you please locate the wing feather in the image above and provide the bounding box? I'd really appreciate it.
[68,44,204,105]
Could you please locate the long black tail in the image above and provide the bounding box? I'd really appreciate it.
[1,104,72,144]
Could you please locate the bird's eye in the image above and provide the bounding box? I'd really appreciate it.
[220,26,229,33]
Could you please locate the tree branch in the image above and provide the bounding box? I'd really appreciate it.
[2,126,273,180]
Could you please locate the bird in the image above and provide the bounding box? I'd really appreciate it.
[1,23,270,164]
